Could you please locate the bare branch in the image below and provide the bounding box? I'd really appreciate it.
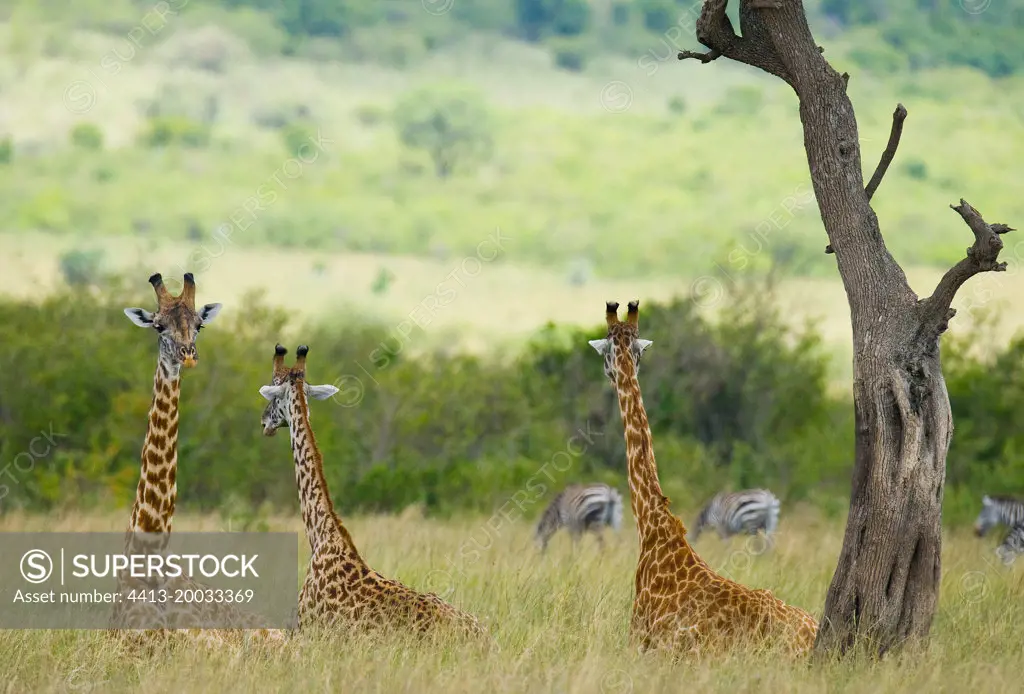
[920,199,1015,334]
[825,104,909,254]
[677,49,721,64]
[865,104,908,202]
[685,0,793,84]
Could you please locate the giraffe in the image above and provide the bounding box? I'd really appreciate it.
[111,273,285,649]
[258,344,490,642]
[588,300,818,657]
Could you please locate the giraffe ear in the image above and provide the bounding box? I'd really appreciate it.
[123,308,155,328]
[305,384,340,400]
[588,339,609,355]
[198,303,222,325]
[259,385,285,401]
[635,338,653,354]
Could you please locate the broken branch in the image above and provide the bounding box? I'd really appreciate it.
[920,199,1014,334]
[865,104,908,202]
[677,49,721,64]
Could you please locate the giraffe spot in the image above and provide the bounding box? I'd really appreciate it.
[137,509,159,531]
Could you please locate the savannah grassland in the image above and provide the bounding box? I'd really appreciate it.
[3,1,1024,692]
[0,507,1022,694]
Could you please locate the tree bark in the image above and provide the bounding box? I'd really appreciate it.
[677,0,1015,656]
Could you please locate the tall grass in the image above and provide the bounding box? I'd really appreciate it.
[0,508,1021,693]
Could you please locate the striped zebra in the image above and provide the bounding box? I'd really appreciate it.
[534,483,624,553]
[691,489,781,542]
[974,495,1024,537]
[996,524,1024,565]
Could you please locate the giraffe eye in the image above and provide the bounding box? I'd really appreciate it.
[154,324,165,333]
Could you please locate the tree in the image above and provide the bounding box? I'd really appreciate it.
[394,84,493,179]
[678,0,1015,657]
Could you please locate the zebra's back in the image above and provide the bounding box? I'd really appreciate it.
[535,483,624,551]
[693,489,781,540]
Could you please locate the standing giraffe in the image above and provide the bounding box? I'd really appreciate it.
[258,344,490,641]
[111,273,284,648]
[588,300,817,656]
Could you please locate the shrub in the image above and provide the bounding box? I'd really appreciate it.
[281,121,316,157]
[394,83,493,178]
[58,248,105,287]
[137,116,211,149]
[70,123,104,150]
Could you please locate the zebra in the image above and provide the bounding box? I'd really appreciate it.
[534,483,624,553]
[996,524,1024,565]
[690,489,781,542]
[973,495,1024,537]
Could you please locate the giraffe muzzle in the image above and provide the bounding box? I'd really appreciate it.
[182,355,197,368]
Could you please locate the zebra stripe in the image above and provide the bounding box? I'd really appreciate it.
[996,524,1024,565]
[691,489,781,541]
[974,495,1024,537]
[534,483,624,552]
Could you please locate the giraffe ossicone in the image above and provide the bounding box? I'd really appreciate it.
[592,299,818,657]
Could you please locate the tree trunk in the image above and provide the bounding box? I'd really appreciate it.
[677,0,1014,656]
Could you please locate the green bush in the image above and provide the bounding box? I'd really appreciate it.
[137,116,211,149]
[281,121,316,157]
[0,273,1018,528]
[548,36,589,72]
[70,123,104,150]
[394,83,493,178]
[0,277,840,517]
[58,248,105,287]
[903,159,928,180]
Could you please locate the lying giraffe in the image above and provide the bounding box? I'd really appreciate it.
[113,273,286,649]
[258,344,489,641]
[589,300,818,657]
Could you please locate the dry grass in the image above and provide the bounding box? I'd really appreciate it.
[0,507,1022,693]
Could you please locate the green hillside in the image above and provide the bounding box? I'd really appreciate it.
[0,0,1022,284]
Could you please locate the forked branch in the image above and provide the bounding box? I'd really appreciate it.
[676,0,793,85]
[920,200,1015,335]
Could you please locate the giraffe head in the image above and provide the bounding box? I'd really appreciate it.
[587,300,653,384]
[258,344,339,436]
[122,273,222,370]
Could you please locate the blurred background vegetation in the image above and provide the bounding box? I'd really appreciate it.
[0,0,1022,527]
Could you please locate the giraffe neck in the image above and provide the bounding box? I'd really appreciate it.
[288,388,363,561]
[128,357,181,536]
[613,359,671,540]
